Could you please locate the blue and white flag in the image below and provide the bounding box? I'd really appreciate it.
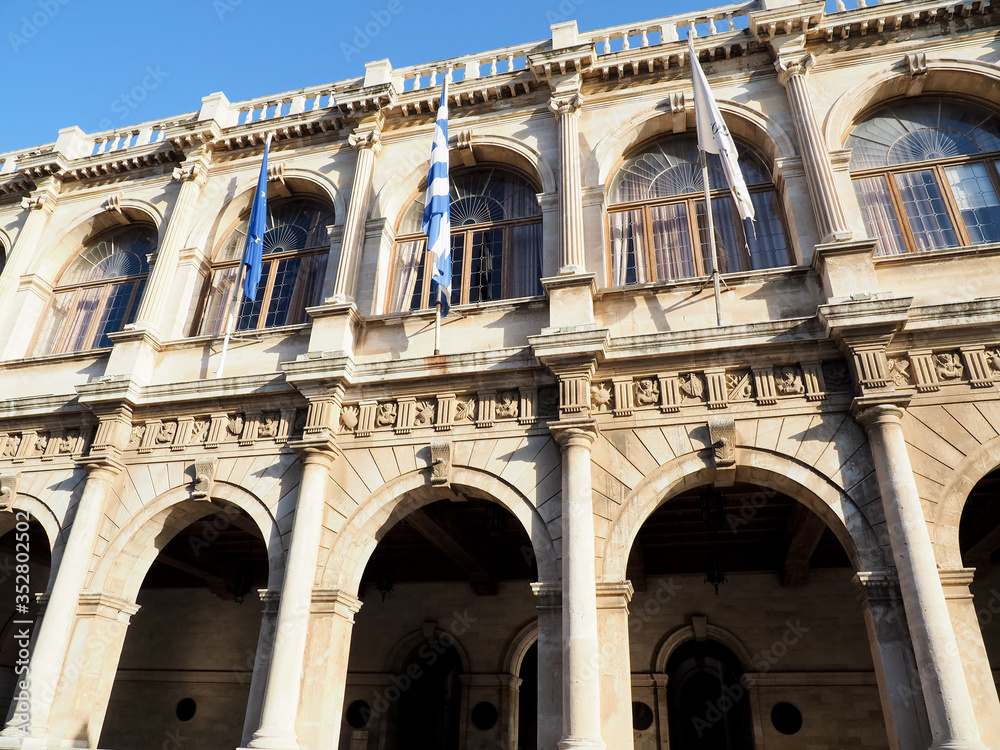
[242,134,272,298]
[422,80,451,315]
[688,35,755,222]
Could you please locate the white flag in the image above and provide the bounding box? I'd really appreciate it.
[688,35,755,222]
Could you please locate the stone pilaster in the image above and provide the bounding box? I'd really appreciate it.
[550,418,605,750]
[854,403,987,750]
[775,50,851,243]
[549,77,586,274]
[329,113,384,304]
[596,581,634,750]
[130,147,211,337]
[853,571,931,750]
[0,456,123,745]
[532,581,563,750]
[0,179,60,359]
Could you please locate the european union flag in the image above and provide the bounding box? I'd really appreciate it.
[243,134,272,299]
[422,80,451,315]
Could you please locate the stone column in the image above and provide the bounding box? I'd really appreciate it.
[329,115,384,304]
[854,571,931,750]
[596,581,634,750]
[532,581,563,750]
[0,457,122,742]
[241,589,281,746]
[130,148,210,337]
[0,181,59,359]
[243,446,336,750]
[855,403,987,750]
[549,77,586,274]
[550,418,605,750]
[775,52,851,243]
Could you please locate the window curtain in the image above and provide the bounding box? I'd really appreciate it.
[650,204,693,281]
[609,209,647,285]
[389,240,425,313]
[509,223,543,298]
[852,176,908,256]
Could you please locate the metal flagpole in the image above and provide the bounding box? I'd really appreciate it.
[215,262,247,379]
[434,299,441,355]
[701,149,724,327]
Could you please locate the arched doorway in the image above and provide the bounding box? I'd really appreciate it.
[99,504,268,750]
[959,467,1000,697]
[627,481,888,749]
[0,516,51,713]
[666,640,752,749]
[517,642,538,750]
[340,497,539,750]
[397,637,462,749]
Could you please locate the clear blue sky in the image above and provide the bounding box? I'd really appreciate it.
[1,0,729,154]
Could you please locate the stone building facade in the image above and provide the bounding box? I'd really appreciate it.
[1,0,999,748]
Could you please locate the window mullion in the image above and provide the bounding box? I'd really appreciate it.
[642,205,655,283]
[886,172,921,254]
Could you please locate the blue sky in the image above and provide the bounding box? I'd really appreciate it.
[1,0,725,154]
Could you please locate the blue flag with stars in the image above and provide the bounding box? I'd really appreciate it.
[242,135,271,298]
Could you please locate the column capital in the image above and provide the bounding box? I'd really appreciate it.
[595,580,634,608]
[19,180,61,215]
[531,580,563,608]
[853,570,901,601]
[774,51,815,86]
[549,417,599,447]
[311,587,363,619]
[851,396,911,432]
[347,124,383,156]
[171,146,212,186]
[77,591,141,621]
[549,91,584,119]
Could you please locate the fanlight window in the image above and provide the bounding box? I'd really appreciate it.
[607,135,789,286]
[389,167,543,312]
[34,225,155,356]
[199,198,334,335]
[846,97,1000,255]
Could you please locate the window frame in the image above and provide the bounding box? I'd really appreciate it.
[850,152,1000,255]
[197,196,334,336]
[30,225,154,357]
[388,165,544,313]
[604,136,790,288]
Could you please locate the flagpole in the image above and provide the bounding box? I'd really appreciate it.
[215,263,246,379]
[434,299,441,356]
[701,149,724,327]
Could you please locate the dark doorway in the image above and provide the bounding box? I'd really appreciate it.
[667,640,754,750]
[517,641,538,750]
[396,638,462,750]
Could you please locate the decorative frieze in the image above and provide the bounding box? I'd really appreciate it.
[0,429,83,462]
[704,368,728,410]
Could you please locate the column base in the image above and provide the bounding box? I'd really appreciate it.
[929,742,988,750]
[242,727,299,750]
[558,738,606,750]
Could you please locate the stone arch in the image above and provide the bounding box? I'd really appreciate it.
[86,481,285,603]
[586,101,797,189]
[26,200,164,283]
[825,59,1000,148]
[653,623,753,674]
[600,447,887,582]
[0,492,62,556]
[385,625,473,674]
[502,619,539,676]
[319,466,559,595]
[931,433,1000,569]
[198,169,344,263]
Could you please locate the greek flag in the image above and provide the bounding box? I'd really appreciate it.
[688,36,755,222]
[242,134,272,298]
[422,80,451,315]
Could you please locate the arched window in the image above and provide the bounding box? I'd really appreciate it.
[33,225,155,356]
[607,135,789,286]
[198,197,334,335]
[389,167,542,312]
[846,97,1000,255]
